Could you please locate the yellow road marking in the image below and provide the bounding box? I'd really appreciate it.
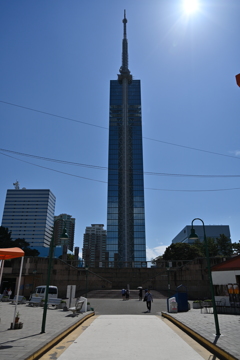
[39,316,97,360]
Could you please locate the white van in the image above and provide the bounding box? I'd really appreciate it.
[34,285,58,299]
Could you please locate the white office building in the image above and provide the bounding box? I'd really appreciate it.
[1,184,56,247]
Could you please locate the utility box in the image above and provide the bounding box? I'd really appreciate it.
[167,297,178,313]
[80,296,87,312]
[174,285,188,312]
[66,285,76,308]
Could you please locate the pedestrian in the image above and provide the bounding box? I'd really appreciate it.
[138,288,142,301]
[121,288,126,300]
[3,288,8,295]
[144,289,153,313]
[8,288,12,298]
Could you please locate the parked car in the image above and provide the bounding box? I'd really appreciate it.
[33,285,58,299]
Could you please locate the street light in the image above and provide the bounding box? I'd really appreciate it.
[41,231,55,333]
[189,218,220,336]
[41,225,69,333]
[60,224,69,261]
[85,264,89,299]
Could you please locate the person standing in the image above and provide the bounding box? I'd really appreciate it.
[121,288,126,300]
[8,288,12,298]
[138,288,143,301]
[145,289,153,313]
[3,288,8,295]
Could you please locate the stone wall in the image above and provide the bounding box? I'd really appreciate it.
[4,256,227,299]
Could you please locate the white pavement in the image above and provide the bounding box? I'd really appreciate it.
[57,315,205,360]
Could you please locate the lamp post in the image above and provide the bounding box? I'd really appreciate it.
[189,218,220,336]
[85,264,89,299]
[60,223,69,261]
[41,232,55,333]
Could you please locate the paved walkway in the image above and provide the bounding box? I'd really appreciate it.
[54,315,207,360]
[163,304,240,360]
[0,299,239,360]
[0,301,93,360]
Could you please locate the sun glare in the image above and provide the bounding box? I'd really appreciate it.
[183,0,199,14]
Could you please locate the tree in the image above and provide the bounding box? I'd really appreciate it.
[162,243,202,261]
[232,241,240,255]
[0,226,12,246]
[13,239,40,256]
[216,234,232,257]
[0,226,39,256]
[194,237,220,257]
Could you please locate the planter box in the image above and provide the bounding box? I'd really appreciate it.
[59,302,67,309]
[10,322,23,330]
[2,297,10,302]
[203,301,212,307]
[193,302,202,309]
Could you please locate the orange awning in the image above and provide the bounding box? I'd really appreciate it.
[0,247,25,260]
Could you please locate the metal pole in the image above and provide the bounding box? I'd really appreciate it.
[167,268,170,296]
[86,269,88,299]
[41,234,55,333]
[13,256,24,326]
[0,259,5,287]
[191,218,220,336]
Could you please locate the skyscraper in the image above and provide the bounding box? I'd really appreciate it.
[1,183,56,247]
[106,11,146,267]
[82,224,107,268]
[54,213,75,251]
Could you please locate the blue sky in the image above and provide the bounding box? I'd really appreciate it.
[1,0,240,260]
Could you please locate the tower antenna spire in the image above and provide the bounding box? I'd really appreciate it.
[119,9,132,80]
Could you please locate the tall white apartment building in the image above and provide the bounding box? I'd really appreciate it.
[1,184,56,247]
[82,224,106,267]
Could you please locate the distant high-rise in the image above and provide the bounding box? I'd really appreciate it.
[106,11,146,267]
[1,183,56,247]
[54,213,75,252]
[172,225,231,245]
[82,224,107,268]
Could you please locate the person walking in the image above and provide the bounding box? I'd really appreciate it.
[145,289,153,313]
[121,289,126,300]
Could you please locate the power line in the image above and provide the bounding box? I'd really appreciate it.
[1,147,240,178]
[1,151,240,192]
[0,100,108,130]
[1,100,240,161]
[143,137,240,161]
[0,152,107,184]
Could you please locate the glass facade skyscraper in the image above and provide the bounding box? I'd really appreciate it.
[106,11,146,267]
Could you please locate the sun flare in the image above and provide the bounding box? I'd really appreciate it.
[183,0,199,14]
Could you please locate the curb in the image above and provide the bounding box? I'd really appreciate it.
[161,312,238,360]
[25,312,95,360]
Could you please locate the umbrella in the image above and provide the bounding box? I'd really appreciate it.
[137,286,142,289]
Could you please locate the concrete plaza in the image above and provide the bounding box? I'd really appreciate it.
[0,296,239,360]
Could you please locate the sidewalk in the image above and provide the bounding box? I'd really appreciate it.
[0,301,94,360]
[1,300,239,360]
[45,315,210,360]
[162,306,240,360]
